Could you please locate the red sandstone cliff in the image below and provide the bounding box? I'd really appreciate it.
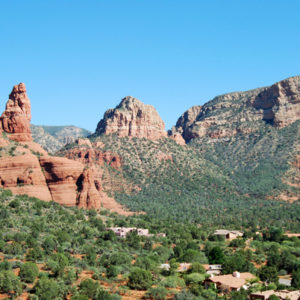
[0,83,132,215]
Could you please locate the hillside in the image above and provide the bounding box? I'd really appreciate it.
[0,77,299,230]
[31,125,91,153]
[0,189,299,299]
[57,75,300,229]
[66,134,299,230]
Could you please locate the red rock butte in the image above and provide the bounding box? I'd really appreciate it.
[94,96,168,140]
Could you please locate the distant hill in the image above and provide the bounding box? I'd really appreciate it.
[31,125,91,153]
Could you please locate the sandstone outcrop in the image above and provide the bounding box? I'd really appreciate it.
[0,153,52,201]
[64,146,122,168]
[77,168,102,209]
[169,132,186,145]
[173,105,202,138]
[39,156,84,206]
[173,76,300,142]
[252,75,300,127]
[0,83,32,142]
[0,83,132,215]
[94,96,167,140]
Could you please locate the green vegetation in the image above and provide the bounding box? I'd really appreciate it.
[0,188,299,299]
[82,132,300,231]
[19,262,39,283]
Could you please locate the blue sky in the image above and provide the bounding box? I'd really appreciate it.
[0,1,299,131]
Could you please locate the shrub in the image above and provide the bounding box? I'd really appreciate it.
[0,270,22,295]
[208,247,225,264]
[128,267,152,290]
[71,295,89,300]
[19,262,39,283]
[78,279,101,299]
[106,265,119,278]
[161,276,185,288]
[145,286,168,300]
[268,295,280,300]
[185,273,206,286]
[188,262,206,274]
[180,249,208,263]
[292,268,300,289]
[33,277,61,300]
[26,247,43,262]
[174,290,195,300]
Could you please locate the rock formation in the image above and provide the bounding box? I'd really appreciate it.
[63,145,122,169]
[0,83,132,215]
[0,83,32,142]
[0,153,52,201]
[173,76,300,142]
[77,168,102,209]
[94,96,167,140]
[252,75,300,127]
[169,132,186,145]
[39,156,84,206]
[173,106,202,135]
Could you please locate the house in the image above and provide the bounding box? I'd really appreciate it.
[278,277,291,287]
[156,232,166,237]
[159,262,192,272]
[177,263,191,272]
[284,232,300,238]
[205,271,255,293]
[214,229,244,240]
[250,290,300,300]
[106,227,150,238]
[202,264,222,275]
[159,263,170,271]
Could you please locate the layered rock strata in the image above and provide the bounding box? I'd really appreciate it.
[94,96,167,140]
[0,83,132,214]
[173,76,300,142]
[0,153,52,201]
[0,83,32,142]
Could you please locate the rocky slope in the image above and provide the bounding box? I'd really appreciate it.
[94,96,167,140]
[0,84,132,215]
[31,124,91,153]
[81,75,298,221]
[168,76,300,203]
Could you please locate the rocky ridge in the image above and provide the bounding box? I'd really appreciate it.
[31,124,91,153]
[0,84,132,214]
[0,76,299,218]
[172,76,300,142]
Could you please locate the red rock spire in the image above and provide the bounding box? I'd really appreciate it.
[0,82,32,141]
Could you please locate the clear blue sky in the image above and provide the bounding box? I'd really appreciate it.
[0,1,299,131]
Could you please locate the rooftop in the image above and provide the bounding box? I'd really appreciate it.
[209,272,255,289]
